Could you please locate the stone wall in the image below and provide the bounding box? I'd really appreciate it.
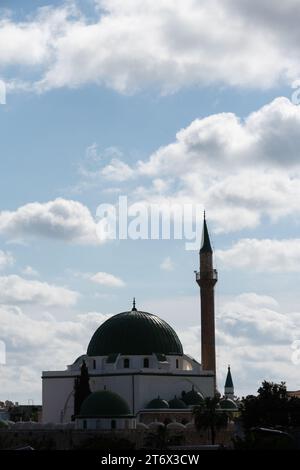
[0,424,235,450]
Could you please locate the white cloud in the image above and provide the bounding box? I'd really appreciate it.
[69,146,127,194]
[0,7,63,67]
[21,266,40,277]
[101,158,135,182]
[160,256,174,271]
[0,198,102,245]
[216,292,300,394]
[4,98,298,241]
[145,291,300,396]
[1,1,300,94]
[0,291,299,402]
[0,275,78,307]
[72,269,125,287]
[0,305,110,402]
[89,271,125,287]
[175,292,300,396]
[0,250,14,270]
[217,238,300,272]
[109,97,300,233]
[138,97,300,172]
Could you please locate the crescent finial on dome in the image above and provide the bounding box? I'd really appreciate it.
[132,297,137,311]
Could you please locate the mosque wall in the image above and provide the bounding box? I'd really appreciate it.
[42,376,74,424]
[42,371,214,423]
[135,374,214,410]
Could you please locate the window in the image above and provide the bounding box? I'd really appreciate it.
[93,359,96,369]
[83,420,87,430]
[143,358,149,368]
[124,358,130,368]
[111,419,116,430]
[176,359,179,369]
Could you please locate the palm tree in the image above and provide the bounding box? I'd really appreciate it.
[192,396,228,445]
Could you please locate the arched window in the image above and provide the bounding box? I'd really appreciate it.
[143,358,149,368]
[124,358,130,368]
[111,419,116,430]
[176,359,179,369]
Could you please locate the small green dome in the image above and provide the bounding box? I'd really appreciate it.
[182,387,204,406]
[87,309,183,356]
[146,397,170,409]
[168,396,187,409]
[79,390,131,417]
[220,398,238,410]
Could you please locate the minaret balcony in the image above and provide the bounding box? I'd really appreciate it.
[195,269,218,281]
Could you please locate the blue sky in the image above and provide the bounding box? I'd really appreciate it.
[1,0,300,403]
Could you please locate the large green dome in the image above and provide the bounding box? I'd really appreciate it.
[87,309,183,356]
[79,391,131,417]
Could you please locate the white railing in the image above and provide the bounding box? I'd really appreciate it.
[195,269,218,281]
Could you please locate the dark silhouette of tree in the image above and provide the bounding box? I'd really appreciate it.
[73,360,91,417]
[240,381,290,430]
[235,381,300,449]
[192,395,228,445]
[288,396,300,426]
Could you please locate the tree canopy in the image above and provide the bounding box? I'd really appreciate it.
[193,395,228,445]
[241,381,300,430]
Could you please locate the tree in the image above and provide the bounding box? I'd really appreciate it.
[240,381,290,430]
[73,360,91,417]
[235,381,300,449]
[192,396,228,445]
[288,396,300,426]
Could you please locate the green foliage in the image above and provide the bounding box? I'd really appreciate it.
[192,395,228,445]
[240,381,300,430]
[74,360,91,417]
[235,380,300,449]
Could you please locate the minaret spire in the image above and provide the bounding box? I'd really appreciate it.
[224,365,234,399]
[200,212,213,254]
[195,213,217,391]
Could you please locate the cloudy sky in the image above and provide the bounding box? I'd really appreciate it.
[1,0,300,404]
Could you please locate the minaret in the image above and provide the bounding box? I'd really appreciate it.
[224,365,234,399]
[195,213,217,389]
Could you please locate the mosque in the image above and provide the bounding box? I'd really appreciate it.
[42,217,237,429]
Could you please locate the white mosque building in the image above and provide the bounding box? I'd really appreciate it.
[42,217,236,429]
